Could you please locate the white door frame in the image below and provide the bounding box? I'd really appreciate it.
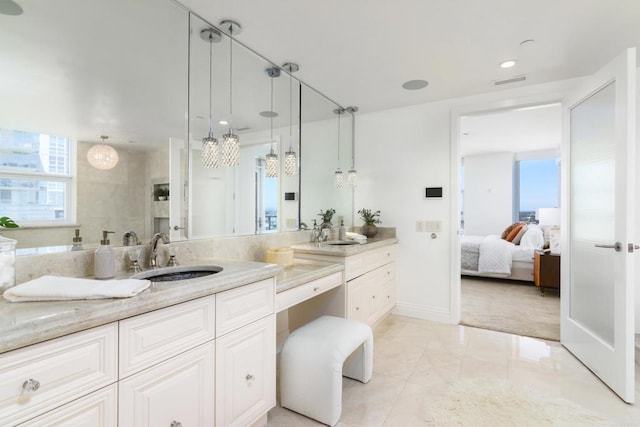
[449,94,564,324]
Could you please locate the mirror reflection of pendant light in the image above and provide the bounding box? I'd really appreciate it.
[265,67,280,178]
[346,106,358,188]
[201,28,222,168]
[334,108,345,189]
[220,20,241,167]
[282,63,299,176]
[87,135,119,170]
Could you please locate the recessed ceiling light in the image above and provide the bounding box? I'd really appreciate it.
[218,120,228,125]
[259,111,278,118]
[0,0,23,16]
[500,59,517,69]
[402,80,429,90]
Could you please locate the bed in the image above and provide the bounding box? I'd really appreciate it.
[460,224,544,282]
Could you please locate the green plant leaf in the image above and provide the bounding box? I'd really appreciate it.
[0,216,19,228]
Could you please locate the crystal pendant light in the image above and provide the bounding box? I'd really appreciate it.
[201,28,222,168]
[282,63,299,176]
[346,106,359,188]
[87,135,119,170]
[265,67,280,178]
[220,20,241,167]
[334,108,345,189]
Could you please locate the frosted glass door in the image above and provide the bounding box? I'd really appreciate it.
[562,48,636,403]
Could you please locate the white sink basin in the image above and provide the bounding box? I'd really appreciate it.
[132,265,223,282]
[325,240,360,246]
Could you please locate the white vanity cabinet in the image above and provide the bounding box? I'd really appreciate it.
[345,244,397,325]
[0,323,118,426]
[0,276,277,427]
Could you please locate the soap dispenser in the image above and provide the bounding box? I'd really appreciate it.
[94,230,115,279]
[339,219,346,241]
[71,229,84,251]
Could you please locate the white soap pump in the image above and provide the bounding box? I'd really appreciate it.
[94,230,115,279]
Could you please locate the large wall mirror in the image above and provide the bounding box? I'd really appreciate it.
[0,0,353,252]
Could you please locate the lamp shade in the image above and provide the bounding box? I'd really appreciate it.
[87,144,119,170]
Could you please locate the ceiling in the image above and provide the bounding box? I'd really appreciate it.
[184,0,640,113]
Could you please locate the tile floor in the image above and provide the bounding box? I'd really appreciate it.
[268,314,640,426]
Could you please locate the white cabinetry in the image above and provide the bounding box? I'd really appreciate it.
[0,324,118,426]
[0,276,277,427]
[119,341,215,427]
[345,245,397,325]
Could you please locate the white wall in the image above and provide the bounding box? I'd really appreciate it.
[355,78,581,323]
[463,152,514,236]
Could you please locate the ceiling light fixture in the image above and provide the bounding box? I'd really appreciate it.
[0,0,23,16]
[87,135,119,170]
[265,67,280,178]
[334,108,345,189]
[200,28,222,168]
[500,59,517,68]
[282,62,299,176]
[220,20,242,167]
[402,79,429,90]
[346,106,358,189]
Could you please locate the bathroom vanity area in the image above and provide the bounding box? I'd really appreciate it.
[0,235,397,426]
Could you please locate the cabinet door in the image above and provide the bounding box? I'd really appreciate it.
[19,384,117,427]
[119,341,214,427]
[347,280,371,323]
[216,315,275,427]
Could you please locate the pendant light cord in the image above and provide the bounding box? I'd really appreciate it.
[228,26,233,130]
[208,35,213,135]
[351,112,355,169]
[288,72,293,149]
[270,75,274,154]
[337,110,341,167]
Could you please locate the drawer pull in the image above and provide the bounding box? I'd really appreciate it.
[372,295,376,299]
[170,422,182,427]
[22,378,40,394]
[356,307,360,311]
[246,374,255,381]
[313,286,320,291]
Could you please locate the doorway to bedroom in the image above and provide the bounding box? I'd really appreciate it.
[457,102,561,341]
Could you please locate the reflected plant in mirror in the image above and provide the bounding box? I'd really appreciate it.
[318,209,336,228]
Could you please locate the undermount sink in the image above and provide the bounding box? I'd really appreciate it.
[325,240,360,246]
[131,265,223,282]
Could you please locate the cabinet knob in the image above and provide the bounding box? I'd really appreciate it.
[372,295,376,299]
[356,307,360,311]
[246,374,255,381]
[313,286,319,292]
[22,378,40,394]
[170,422,182,427]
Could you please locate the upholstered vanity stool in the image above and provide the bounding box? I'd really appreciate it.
[280,315,373,426]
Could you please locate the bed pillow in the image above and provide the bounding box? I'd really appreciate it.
[511,224,528,245]
[520,225,544,249]
[505,223,525,242]
[501,222,524,240]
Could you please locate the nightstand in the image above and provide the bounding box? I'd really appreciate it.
[533,251,560,296]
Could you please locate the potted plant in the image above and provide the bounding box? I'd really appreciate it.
[318,208,336,229]
[0,217,18,229]
[154,188,169,201]
[358,208,381,238]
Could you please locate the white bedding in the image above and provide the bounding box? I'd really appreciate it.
[461,227,540,278]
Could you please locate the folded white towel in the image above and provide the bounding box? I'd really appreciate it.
[3,275,151,302]
[345,231,367,242]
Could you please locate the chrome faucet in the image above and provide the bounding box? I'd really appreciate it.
[123,230,140,246]
[149,232,170,268]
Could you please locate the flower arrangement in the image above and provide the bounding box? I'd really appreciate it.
[318,208,336,225]
[358,208,381,225]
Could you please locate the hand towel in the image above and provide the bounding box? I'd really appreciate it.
[3,275,151,302]
[345,231,367,243]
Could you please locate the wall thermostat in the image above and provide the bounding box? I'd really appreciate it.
[425,187,443,198]
[284,192,297,201]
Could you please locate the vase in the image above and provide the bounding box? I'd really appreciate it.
[360,224,378,238]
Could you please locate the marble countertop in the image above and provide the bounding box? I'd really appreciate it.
[275,259,344,294]
[290,237,398,257]
[0,258,281,354]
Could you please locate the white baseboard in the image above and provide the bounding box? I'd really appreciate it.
[392,302,454,324]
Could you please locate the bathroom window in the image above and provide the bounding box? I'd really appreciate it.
[0,129,76,225]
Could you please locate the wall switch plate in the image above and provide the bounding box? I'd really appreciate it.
[416,221,425,232]
[286,218,297,228]
[424,221,442,232]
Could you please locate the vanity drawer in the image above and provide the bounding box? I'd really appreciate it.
[345,244,397,281]
[119,295,216,378]
[0,324,118,426]
[216,278,275,336]
[276,271,343,312]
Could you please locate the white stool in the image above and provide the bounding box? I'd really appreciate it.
[280,315,373,426]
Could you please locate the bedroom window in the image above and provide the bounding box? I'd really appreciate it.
[0,128,76,225]
[515,157,559,223]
